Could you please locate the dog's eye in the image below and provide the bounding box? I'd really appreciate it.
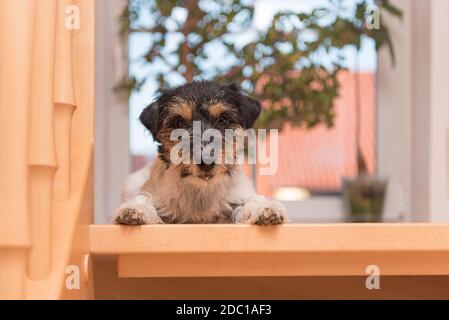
[171,118,186,129]
[176,119,185,128]
[218,115,230,126]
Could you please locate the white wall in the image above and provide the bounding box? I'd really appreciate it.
[410,0,431,220]
[429,0,449,220]
[387,0,449,221]
[95,0,130,224]
[379,0,449,222]
[378,0,412,221]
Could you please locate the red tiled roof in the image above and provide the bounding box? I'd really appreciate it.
[252,71,376,195]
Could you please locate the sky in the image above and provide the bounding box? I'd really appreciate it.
[129,0,377,156]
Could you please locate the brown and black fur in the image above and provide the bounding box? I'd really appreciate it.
[113,81,287,225]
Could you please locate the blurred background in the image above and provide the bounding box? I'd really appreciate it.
[95,0,449,224]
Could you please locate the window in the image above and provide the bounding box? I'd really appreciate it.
[95,0,448,224]
[128,0,377,207]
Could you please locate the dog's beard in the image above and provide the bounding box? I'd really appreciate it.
[157,149,227,185]
[176,162,233,186]
[156,117,248,189]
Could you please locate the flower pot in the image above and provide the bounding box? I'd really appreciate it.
[342,175,387,223]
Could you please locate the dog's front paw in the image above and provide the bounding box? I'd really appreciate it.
[114,208,148,225]
[113,197,163,225]
[233,197,288,225]
[254,206,286,225]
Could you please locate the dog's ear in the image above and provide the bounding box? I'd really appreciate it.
[140,88,174,141]
[227,83,262,129]
[140,102,159,139]
[240,95,262,129]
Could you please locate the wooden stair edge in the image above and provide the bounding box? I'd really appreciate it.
[89,223,449,254]
[89,224,449,278]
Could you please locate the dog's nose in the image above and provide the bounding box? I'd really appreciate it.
[199,162,215,172]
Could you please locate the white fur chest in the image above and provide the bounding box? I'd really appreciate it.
[144,160,236,223]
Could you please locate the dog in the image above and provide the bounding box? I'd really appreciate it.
[113,81,287,225]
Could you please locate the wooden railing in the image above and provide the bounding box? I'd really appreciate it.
[0,0,94,299]
[90,224,449,279]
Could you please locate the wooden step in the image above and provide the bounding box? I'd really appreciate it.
[89,224,449,278]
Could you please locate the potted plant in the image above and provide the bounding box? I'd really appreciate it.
[341,54,388,222]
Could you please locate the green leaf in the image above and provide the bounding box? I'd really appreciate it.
[122,0,402,130]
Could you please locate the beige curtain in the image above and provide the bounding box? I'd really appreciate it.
[0,0,94,299]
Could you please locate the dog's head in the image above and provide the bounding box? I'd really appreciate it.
[140,81,261,184]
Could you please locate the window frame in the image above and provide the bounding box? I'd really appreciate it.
[95,0,429,223]
[95,0,130,224]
